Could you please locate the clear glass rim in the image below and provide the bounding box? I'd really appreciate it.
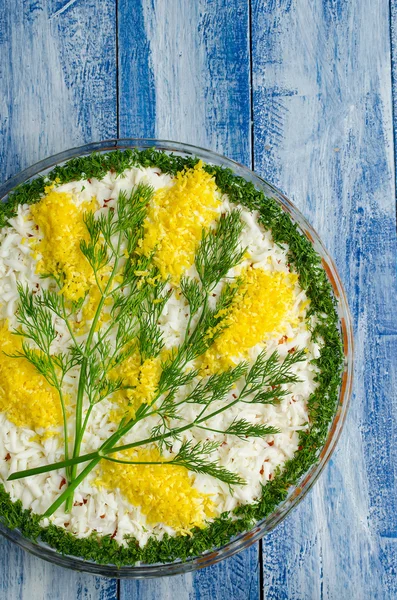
[0,139,354,578]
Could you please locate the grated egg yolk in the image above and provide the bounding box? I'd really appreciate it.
[110,353,161,420]
[30,189,97,302]
[0,323,62,431]
[99,447,214,532]
[77,269,113,332]
[202,267,298,372]
[139,162,220,282]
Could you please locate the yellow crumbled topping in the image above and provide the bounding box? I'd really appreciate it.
[111,353,161,419]
[139,162,220,282]
[99,447,214,532]
[202,267,298,372]
[0,323,62,431]
[77,269,113,332]
[30,189,97,302]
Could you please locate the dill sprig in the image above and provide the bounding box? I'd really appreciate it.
[170,440,244,487]
[185,363,249,405]
[199,419,278,440]
[10,283,74,480]
[8,349,305,504]
[179,278,204,316]
[240,348,305,403]
[100,440,244,488]
[65,184,159,510]
[138,281,171,360]
[195,210,246,291]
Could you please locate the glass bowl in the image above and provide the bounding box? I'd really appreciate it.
[0,139,354,577]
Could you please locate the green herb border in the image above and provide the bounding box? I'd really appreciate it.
[0,149,343,566]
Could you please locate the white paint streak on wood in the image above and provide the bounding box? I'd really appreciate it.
[49,0,80,20]
[252,0,397,598]
[0,1,77,180]
[141,0,207,146]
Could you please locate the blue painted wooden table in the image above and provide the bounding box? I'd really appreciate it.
[0,0,396,598]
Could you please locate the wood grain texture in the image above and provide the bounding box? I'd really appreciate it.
[118,0,252,166]
[0,1,118,597]
[0,0,117,182]
[118,547,259,600]
[118,1,259,598]
[391,0,397,190]
[0,536,117,600]
[252,0,397,598]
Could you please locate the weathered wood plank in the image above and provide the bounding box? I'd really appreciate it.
[118,0,156,139]
[391,0,397,188]
[0,536,117,600]
[0,0,117,182]
[118,0,252,166]
[124,546,259,600]
[0,1,118,598]
[118,1,258,598]
[252,0,397,598]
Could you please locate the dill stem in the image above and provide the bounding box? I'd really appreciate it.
[195,425,231,436]
[102,457,167,466]
[11,387,249,484]
[11,347,300,486]
[60,295,80,350]
[8,351,294,484]
[80,403,94,438]
[65,355,88,512]
[45,357,71,484]
[67,233,123,511]
[183,312,194,344]
[196,402,209,422]
[8,452,99,479]
[57,386,70,481]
